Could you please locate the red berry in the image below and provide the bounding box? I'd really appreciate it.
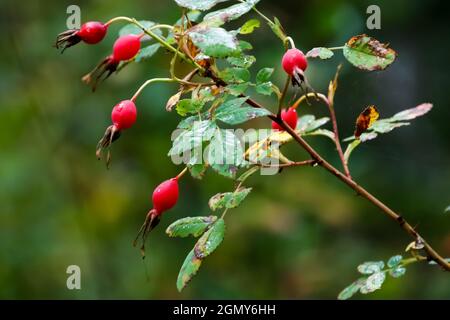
[152,178,179,215]
[111,100,137,130]
[112,34,141,61]
[282,48,308,75]
[272,107,298,131]
[77,21,108,44]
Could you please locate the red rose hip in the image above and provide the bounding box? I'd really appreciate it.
[282,48,308,75]
[152,178,179,215]
[272,107,298,131]
[112,34,142,61]
[77,21,108,44]
[111,100,137,130]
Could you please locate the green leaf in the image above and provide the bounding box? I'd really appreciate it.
[176,99,205,116]
[306,47,334,60]
[134,43,160,62]
[445,206,450,213]
[203,0,260,27]
[256,68,274,84]
[188,163,208,179]
[226,83,249,96]
[389,266,406,278]
[219,67,251,83]
[215,97,271,125]
[177,249,202,292]
[194,218,225,259]
[209,187,252,211]
[119,20,162,37]
[343,34,397,71]
[238,40,253,51]
[175,0,230,11]
[166,216,218,238]
[387,255,403,268]
[337,278,366,300]
[268,16,286,42]
[227,55,256,68]
[207,129,244,178]
[391,103,433,121]
[169,120,216,156]
[344,139,361,164]
[302,129,335,141]
[360,272,386,293]
[240,19,260,34]
[188,26,240,58]
[255,82,273,96]
[357,261,385,274]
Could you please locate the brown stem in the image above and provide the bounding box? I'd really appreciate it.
[271,117,450,271]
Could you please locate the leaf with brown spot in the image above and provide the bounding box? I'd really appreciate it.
[354,105,380,138]
[176,249,203,292]
[343,34,397,71]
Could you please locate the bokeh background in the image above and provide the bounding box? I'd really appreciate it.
[0,0,449,299]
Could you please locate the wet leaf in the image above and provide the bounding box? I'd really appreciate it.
[389,266,406,278]
[203,0,260,27]
[255,82,273,96]
[343,34,397,71]
[387,255,403,268]
[177,249,202,292]
[168,120,216,156]
[176,99,205,116]
[194,218,226,259]
[207,129,244,178]
[354,105,379,138]
[215,97,271,125]
[360,272,385,293]
[240,19,260,34]
[209,187,252,211]
[391,103,433,121]
[306,47,334,60]
[227,55,256,68]
[188,162,208,179]
[219,67,251,83]
[188,26,240,58]
[357,261,384,274]
[175,0,230,11]
[226,83,249,96]
[166,216,218,238]
[338,278,366,300]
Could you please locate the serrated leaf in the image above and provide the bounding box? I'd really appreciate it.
[256,68,274,84]
[306,47,334,59]
[134,43,160,62]
[209,187,252,211]
[255,82,273,96]
[343,34,397,71]
[240,19,260,34]
[226,83,249,96]
[389,266,406,278]
[227,55,256,68]
[169,120,216,156]
[203,0,260,27]
[176,99,205,116]
[188,26,239,58]
[119,20,162,37]
[166,216,218,238]
[391,103,433,121]
[338,278,366,300]
[387,255,403,268]
[175,0,230,11]
[357,261,384,274]
[207,129,244,178]
[194,218,225,259]
[215,97,271,125]
[219,67,251,83]
[177,249,202,292]
[360,272,386,293]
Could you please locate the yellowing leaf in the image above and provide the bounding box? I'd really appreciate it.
[354,105,379,138]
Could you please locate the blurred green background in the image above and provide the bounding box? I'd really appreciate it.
[0,0,449,299]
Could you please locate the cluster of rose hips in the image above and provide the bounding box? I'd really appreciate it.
[55,20,309,256]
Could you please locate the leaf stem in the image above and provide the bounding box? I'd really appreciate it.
[176,167,188,180]
[278,75,291,115]
[131,78,176,102]
[327,46,345,51]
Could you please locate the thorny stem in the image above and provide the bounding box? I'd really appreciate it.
[131,78,175,102]
[292,92,351,178]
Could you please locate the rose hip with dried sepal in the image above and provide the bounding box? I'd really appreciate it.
[282,48,308,86]
[55,21,108,53]
[134,177,180,257]
[96,100,137,168]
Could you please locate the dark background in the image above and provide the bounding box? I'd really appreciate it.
[0,0,449,299]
